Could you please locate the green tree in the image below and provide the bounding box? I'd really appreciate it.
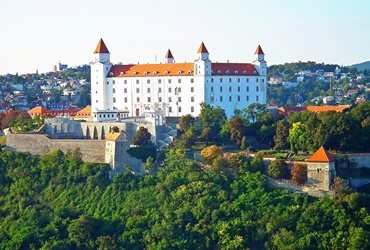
[228,117,246,146]
[200,145,224,165]
[178,114,195,132]
[268,159,288,178]
[288,122,308,154]
[250,154,264,172]
[132,126,153,146]
[274,119,290,150]
[144,156,155,172]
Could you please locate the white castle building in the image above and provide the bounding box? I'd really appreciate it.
[91,39,267,122]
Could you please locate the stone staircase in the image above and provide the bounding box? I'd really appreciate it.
[157,123,177,149]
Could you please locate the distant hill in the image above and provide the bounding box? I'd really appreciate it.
[349,60,370,72]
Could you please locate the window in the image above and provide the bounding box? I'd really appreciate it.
[113,97,116,103]
[191,78,194,83]
[238,86,240,92]
[137,97,140,102]
[238,96,240,101]
[220,96,223,102]
[246,96,249,101]
[158,88,162,93]
[247,86,249,92]
[168,79,171,83]
[178,107,182,113]
[113,88,116,93]
[256,78,259,82]
[191,106,194,112]
[238,78,240,83]
[147,79,150,83]
[168,87,172,93]
[256,95,259,102]
[124,97,127,103]
[191,96,194,102]
[229,78,231,83]
[148,97,151,102]
[113,80,116,84]
[169,97,172,102]
[235,70,238,74]
[226,70,230,74]
[169,107,172,112]
[95,91,98,94]
[220,86,223,92]
[136,80,139,84]
[210,93,214,103]
[159,97,162,102]
[107,81,109,85]
[136,88,140,93]
[178,70,182,75]
[262,79,265,82]
[96,82,98,84]
[220,78,223,83]
[211,78,214,83]
[188,70,192,74]
[147,88,151,93]
[124,80,127,84]
[229,86,232,92]
[133,72,137,75]
[158,79,162,83]
[211,87,214,92]
[177,87,181,93]
[178,79,181,83]
[96,100,98,103]
[178,97,182,102]
[124,88,127,93]
[191,87,194,92]
[153,71,157,75]
[247,78,249,83]
[256,86,259,92]
[217,70,221,74]
[229,96,232,102]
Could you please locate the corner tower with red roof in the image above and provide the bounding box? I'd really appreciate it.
[307,146,336,190]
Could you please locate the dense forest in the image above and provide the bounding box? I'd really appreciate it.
[1,148,370,249]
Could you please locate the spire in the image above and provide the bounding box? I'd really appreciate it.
[94,38,110,54]
[254,45,264,55]
[197,42,209,53]
[165,49,174,59]
[308,146,335,162]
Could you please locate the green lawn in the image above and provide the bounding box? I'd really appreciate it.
[0,136,6,147]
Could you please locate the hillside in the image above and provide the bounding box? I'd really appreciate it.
[349,60,370,72]
[1,149,370,249]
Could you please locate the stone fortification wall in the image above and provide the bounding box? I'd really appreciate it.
[335,154,370,168]
[44,118,157,145]
[6,134,105,163]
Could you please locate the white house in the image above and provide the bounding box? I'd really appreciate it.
[91,39,267,122]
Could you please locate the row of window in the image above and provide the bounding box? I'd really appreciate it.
[210,78,264,83]
[111,79,195,85]
[110,96,196,103]
[210,95,259,103]
[210,86,259,92]
[168,106,194,113]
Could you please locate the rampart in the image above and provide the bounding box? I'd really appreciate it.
[6,134,105,163]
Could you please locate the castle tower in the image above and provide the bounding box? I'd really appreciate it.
[91,39,113,120]
[165,49,174,64]
[253,45,266,76]
[307,146,336,190]
[194,42,211,75]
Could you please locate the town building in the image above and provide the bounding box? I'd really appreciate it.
[91,39,267,121]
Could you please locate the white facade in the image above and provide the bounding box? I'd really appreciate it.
[91,39,267,121]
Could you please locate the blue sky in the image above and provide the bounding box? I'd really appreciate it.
[1,0,369,75]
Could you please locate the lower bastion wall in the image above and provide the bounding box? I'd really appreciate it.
[6,134,106,163]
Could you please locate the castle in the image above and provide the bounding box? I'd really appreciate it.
[91,39,267,121]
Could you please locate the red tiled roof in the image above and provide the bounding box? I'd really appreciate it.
[278,105,350,116]
[197,42,208,53]
[165,49,174,59]
[212,63,259,76]
[254,45,265,55]
[108,63,194,77]
[308,146,335,162]
[94,38,110,54]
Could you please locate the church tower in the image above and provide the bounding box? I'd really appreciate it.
[164,49,174,64]
[194,42,211,76]
[91,39,113,120]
